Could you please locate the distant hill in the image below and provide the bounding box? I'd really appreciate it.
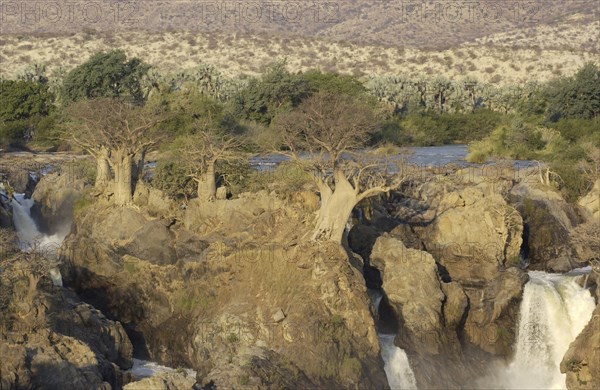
[1,0,598,49]
[0,1,597,84]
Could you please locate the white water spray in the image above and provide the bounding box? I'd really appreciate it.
[368,289,418,389]
[379,334,418,390]
[11,193,66,286]
[480,270,596,389]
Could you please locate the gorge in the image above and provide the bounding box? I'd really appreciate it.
[1,147,598,389]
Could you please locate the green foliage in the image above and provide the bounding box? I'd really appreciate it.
[303,70,367,97]
[0,121,27,148]
[390,110,505,146]
[0,79,54,148]
[467,117,547,162]
[31,114,61,147]
[227,333,239,343]
[62,50,150,103]
[216,159,253,196]
[180,297,198,312]
[239,375,249,385]
[151,160,196,200]
[549,118,600,144]
[233,61,310,124]
[0,80,53,122]
[544,62,600,121]
[330,314,345,327]
[73,196,93,218]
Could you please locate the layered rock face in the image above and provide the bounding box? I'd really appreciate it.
[0,265,133,389]
[59,191,388,388]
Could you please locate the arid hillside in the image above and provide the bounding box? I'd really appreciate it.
[1,0,598,49]
[1,25,597,86]
[0,1,597,84]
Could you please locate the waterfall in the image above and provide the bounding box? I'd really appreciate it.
[379,334,418,390]
[11,193,65,286]
[368,289,418,389]
[480,270,596,389]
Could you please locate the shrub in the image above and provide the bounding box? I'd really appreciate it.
[151,160,196,200]
[0,121,27,149]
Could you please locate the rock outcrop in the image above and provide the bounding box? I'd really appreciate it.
[579,179,600,221]
[31,171,86,237]
[60,193,388,388]
[0,258,133,390]
[509,181,585,272]
[561,304,600,390]
[349,170,533,387]
[370,234,476,388]
[414,183,523,284]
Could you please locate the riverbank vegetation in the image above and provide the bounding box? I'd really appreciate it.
[1,50,598,202]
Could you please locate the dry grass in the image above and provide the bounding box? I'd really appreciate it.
[0,27,596,85]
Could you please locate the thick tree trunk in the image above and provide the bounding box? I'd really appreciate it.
[95,147,111,189]
[196,162,217,201]
[113,150,133,205]
[132,148,146,187]
[312,171,358,243]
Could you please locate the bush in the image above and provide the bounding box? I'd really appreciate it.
[467,117,546,162]
[0,121,27,149]
[151,160,196,200]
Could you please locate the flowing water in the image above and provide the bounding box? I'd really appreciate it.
[130,359,196,379]
[368,289,418,389]
[379,334,419,390]
[11,193,65,286]
[479,270,596,389]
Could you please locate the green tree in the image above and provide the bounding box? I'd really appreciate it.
[62,50,150,103]
[0,80,52,122]
[545,62,600,120]
[303,70,367,97]
[233,61,310,124]
[0,79,54,148]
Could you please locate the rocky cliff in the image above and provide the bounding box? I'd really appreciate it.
[59,190,388,388]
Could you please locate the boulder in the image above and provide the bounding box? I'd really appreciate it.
[126,220,177,265]
[440,281,468,329]
[463,267,528,356]
[370,234,482,389]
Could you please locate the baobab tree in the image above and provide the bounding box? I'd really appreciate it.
[63,98,167,205]
[174,124,241,201]
[273,92,408,243]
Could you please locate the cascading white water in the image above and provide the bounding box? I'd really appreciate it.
[368,289,418,390]
[379,334,418,390]
[480,270,596,389]
[11,193,66,286]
